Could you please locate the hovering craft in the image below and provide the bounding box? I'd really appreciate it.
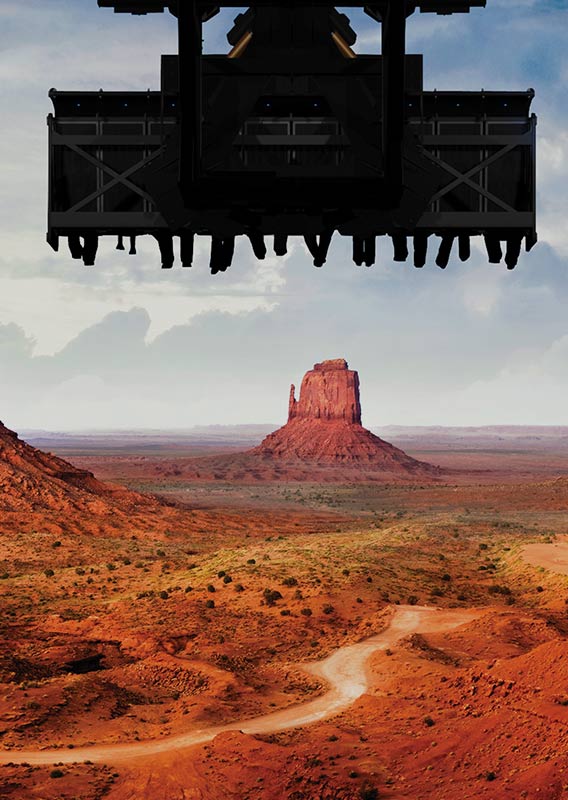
[47,1,537,271]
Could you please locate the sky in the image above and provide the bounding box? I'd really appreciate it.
[0,0,567,430]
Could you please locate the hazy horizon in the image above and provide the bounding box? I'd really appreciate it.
[2,1,567,430]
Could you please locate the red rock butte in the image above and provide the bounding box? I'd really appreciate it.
[252,359,438,475]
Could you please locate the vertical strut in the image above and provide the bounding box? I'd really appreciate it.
[381,0,407,196]
[178,1,202,201]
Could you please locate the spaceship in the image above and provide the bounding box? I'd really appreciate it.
[47,1,537,271]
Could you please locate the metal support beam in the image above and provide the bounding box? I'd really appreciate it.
[178,0,203,200]
[381,0,407,195]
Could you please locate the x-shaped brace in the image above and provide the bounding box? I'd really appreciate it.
[424,143,518,213]
[65,144,164,213]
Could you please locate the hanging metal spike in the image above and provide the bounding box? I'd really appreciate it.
[505,235,522,270]
[129,235,137,256]
[458,234,471,262]
[352,236,364,266]
[155,232,174,269]
[313,230,334,268]
[209,236,225,274]
[436,235,455,269]
[116,234,125,251]
[220,236,235,271]
[82,234,99,267]
[484,234,503,264]
[304,234,319,264]
[363,236,376,267]
[525,230,538,252]
[274,234,288,256]
[391,233,408,262]
[413,233,428,268]
[246,230,267,260]
[180,231,194,267]
[68,234,83,260]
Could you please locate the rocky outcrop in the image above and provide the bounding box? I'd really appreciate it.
[0,419,154,513]
[252,360,438,475]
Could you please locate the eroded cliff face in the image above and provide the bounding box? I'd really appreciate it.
[253,361,438,475]
[0,420,154,513]
[288,359,361,424]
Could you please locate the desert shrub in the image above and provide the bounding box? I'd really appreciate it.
[282,577,298,587]
[217,570,226,578]
[430,588,444,597]
[156,549,166,557]
[536,586,544,593]
[294,589,303,599]
[263,588,283,606]
[223,575,233,584]
[44,569,54,578]
[122,558,131,565]
[488,584,511,595]
[50,769,64,778]
[185,586,193,593]
[479,543,488,550]
[407,595,419,606]
[159,590,169,600]
[366,576,373,583]
[356,597,363,604]
[457,594,467,601]
[360,787,379,800]
[0,572,9,580]
[322,604,334,615]
[107,563,117,571]
[134,561,144,568]
[485,771,496,781]
[51,541,61,548]
[441,573,451,581]
[280,609,291,616]
[234,583,244,592]
[75,567,85,575]
[423,716,435,727]
[207,584,216,593]
[342,569,350,576]
[247,559,256,565]
[300,607,312,617]
[205,599,215,609]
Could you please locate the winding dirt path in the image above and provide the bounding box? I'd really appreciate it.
[0,605,479,766]
[522,538,568,576]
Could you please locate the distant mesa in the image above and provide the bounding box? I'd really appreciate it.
[251,358,438,475]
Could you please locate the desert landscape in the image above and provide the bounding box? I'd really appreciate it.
[1,360,568,800]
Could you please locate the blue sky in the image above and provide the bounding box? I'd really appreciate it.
[0,1,567,429]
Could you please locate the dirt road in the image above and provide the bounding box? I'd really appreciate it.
[0,605,479,766]
[522,538,568,576]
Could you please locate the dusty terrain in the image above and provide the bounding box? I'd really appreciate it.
[1,424,568,799]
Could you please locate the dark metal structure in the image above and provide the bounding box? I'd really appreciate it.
[48,1,537,271]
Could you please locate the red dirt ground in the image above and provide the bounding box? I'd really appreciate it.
[1,426,568,799]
